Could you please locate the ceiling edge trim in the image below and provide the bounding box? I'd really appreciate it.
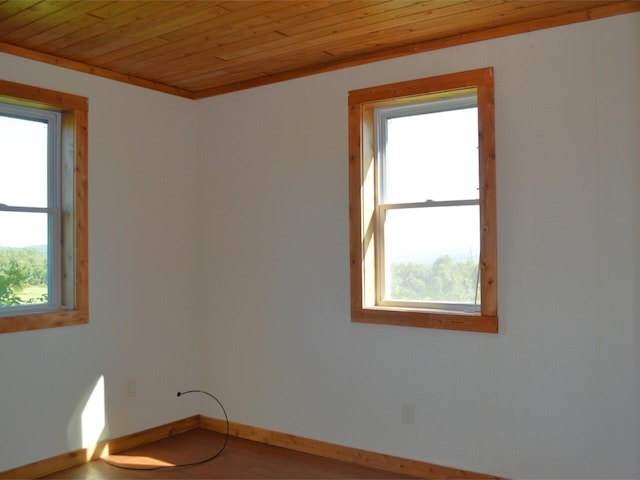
[0,41,196,100]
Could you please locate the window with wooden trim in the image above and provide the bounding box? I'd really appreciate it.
[0,79,88,334]
[348,68,497,333]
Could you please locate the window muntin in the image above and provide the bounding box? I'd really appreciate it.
[348,68,497,333]
[0,79,88,334]
[0,106,63,315]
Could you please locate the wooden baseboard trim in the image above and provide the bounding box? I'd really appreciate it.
[1,415,500,479]
[199,415,500,479]
[0,416,199,479]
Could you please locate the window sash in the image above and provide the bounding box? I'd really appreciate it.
[0,104,62,313]
[375,94,478,205]
[373,94,481,313]
[375,201,481,313]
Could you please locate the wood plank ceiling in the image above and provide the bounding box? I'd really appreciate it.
[0,1,637,99]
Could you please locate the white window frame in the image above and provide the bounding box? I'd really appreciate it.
[374,94,481,314]
[0,104,64,315]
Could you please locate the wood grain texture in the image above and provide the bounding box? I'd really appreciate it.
[0,1,636,98]
[43,428,420,479]
[0,415,504,479]
[199,416,500,479]
[1,415,501,479]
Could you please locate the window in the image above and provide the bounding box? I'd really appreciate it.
[348,68,497,333]
[0,79,88,334]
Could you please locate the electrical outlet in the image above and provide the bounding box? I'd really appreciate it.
[401,402,415,424]
[126,378,136,397]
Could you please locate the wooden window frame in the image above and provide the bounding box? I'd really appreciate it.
[348,68,497,333]
[0,79,88,334]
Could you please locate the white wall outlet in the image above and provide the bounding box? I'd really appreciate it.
[401,402,415,424]
[126,378,136,397]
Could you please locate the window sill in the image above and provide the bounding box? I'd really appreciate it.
[351,306,498,333]
[0,310,88,334]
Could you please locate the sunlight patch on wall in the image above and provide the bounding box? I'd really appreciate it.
[81,375,105,449]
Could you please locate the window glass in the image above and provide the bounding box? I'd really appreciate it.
[377,95,480,313]
[382,205,480,305]
[0,212,49,308]
[381,102,478,204]
[0,115,49,208]
[0,110,57,312]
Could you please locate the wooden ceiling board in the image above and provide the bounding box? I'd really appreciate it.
[0,1,67,32]
[169,66,268,92]
[0,2,92,46]
[88,36,172,67]
[168,2,299,33]
[72,9,214,61]
[32,2,171,53]
[0,0,637,99]
[85,3,233,65]
[109,4,373,82]
[0,1,33,21]
[160,1,568,87]
[83,1,149,20]
[169,46,341,91]
[139,32,283,81]
[154,2,314,43]
[275,1,456,38]
[3,2,107,46]
[336,1,633,59]
[321,0,605,56]
[94,3,294,74]
[191,1,640,99]
[216,2,484,63]
[155,2,478,85]
[43,2,190,61]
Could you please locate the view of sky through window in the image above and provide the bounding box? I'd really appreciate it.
[0,115,49,249]
[384,107,479,203]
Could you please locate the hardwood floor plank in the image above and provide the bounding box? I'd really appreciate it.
[41,429,418,479]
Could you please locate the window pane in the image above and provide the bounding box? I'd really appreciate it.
[0,212,49,307]
[382,206,480,304]
[383,107,478,204]
[0,114,49,208]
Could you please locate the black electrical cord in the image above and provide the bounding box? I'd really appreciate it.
[102,389,229,471]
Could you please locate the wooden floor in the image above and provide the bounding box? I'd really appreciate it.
[42,429,418,479]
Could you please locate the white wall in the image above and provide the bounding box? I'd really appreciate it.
[195,13,640,479]
[0,55,201,471]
